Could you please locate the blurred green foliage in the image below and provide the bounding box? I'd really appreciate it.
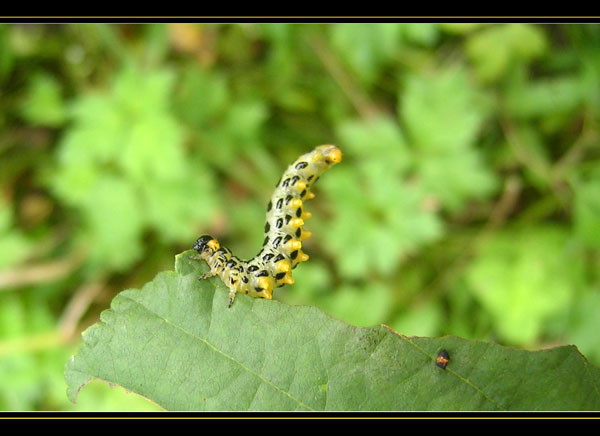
[1,22,600,411]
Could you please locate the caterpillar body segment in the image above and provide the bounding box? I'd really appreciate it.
[194,145,342,307]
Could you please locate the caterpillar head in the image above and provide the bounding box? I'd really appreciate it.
[313,145,342,166]
[194,235,220,257]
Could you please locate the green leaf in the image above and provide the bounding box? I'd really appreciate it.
[466,226,582,345]
[80,176,145,272]
[336,116,411,174]
[565,292,600,365]
[0,203,31,269]
[119,114,185,182]
[466,24,547,83]
[505,75,587,119]
[402,23,439,47]
[416,150,497,212]
[175,66,230,128]
[318,283,394,328]
[0,295,64,410]
[440,23,487,35]
[49,64,218,271]
[319,117,442,278]
[573,172,600,251]
[61,95,126,164]
[0,25,15,79]
[330,23,403,85]
[401,67,486,153]
[400,67,497,211]
[319,167,442,279]
[65,251,600,411]
[19,72,67,126]
[113,66,175,116]
[390,300,444,338]
[223,98,269,147]
[142,173,218,243]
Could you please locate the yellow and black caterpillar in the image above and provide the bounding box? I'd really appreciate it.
[193,145,342,307]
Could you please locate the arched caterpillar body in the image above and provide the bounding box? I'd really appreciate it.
[193,144,342,307]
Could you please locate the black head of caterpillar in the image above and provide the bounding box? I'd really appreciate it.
[193,235,214,253]
[194,144,342,307]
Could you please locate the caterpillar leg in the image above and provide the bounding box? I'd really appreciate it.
[227,290,237,308]
[199,270,237,307]
[199,270,217,281]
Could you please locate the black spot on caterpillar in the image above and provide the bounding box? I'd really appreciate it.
[193,145,342,307]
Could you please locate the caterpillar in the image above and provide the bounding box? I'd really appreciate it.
[193,144,342,307]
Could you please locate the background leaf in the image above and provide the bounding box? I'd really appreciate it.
[18,72,67,127]
[466,24,547,83]
[465,226,582,345]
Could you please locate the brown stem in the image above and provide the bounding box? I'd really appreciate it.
[58,279,106,339]
[0,251,84,290]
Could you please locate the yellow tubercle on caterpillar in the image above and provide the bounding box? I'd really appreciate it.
[279,272,294,285]
[289,218,304,229]
[288,239,302,251]
[275,259,291,273]
[299,229,312,240]
[194,144,342,307]
[294,181,307,192]
[258,276,272,292]
[296,250,309,263]
[289,198,303,209]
